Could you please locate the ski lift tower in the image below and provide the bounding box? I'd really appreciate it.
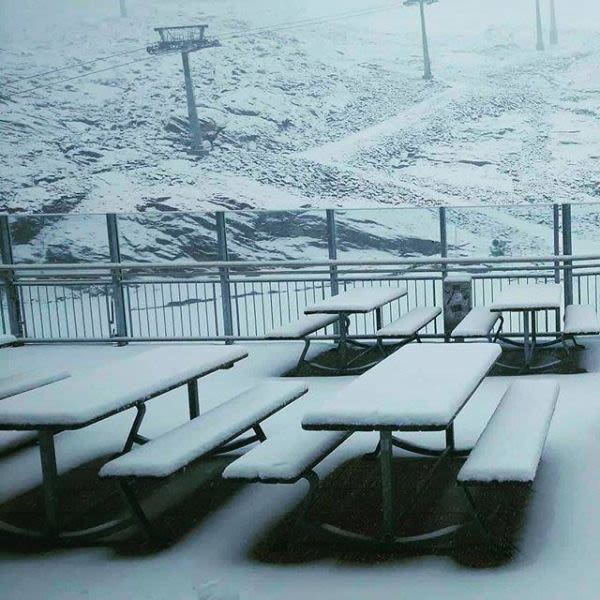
[147,25,220,153]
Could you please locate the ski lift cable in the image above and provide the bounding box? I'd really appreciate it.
[9,3,400,98]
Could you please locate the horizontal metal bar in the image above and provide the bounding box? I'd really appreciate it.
[4,253,600,272]
[18,331,561,344]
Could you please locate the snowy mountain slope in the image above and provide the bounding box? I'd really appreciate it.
[1,0,600,261]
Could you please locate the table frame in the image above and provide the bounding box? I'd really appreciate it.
[0,357,244,543]
[302,358,497,547]
[493,308,564,372]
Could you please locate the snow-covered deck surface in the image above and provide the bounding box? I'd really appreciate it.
[2,340,600,598]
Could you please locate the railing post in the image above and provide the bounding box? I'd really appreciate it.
[106,213,128,342]
[561,204,573,306]
[0,215,23,337]
[215,212,234,342]
[439,207,448,276]
[553,204,561,332]
[326,209,339,296]
[326,209,340,335]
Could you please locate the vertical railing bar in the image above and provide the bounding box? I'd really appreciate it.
[0,215,24,337]
[106,213,128,342]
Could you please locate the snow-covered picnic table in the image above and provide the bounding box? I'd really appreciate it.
[0,345,247,540]
[490,283,562,371]
[303,286,408,372]
[303,343,501,542]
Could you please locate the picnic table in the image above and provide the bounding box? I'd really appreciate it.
[490,283,562,371]
[0,345,247,541]
[302,343,501,545]
[304,286,408,371]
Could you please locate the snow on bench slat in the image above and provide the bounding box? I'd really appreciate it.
[490,283,562,311]
[452,307,500,338]
[0,334,17,347]
[100,380,308,478]
[0,369,70,401]
[563,304,600,335]
[223,426,351,483]
[304,286,408,314]
[303,343,501,430]
[265,313,338,339]
[0,345,248,429]
[458,380,559,484]
[376,306,441,337]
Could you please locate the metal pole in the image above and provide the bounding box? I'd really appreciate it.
[106,213,128,342]
[419,0,433,80]
[536,0,545,51]
[0,215,23,337]
[119,0,127,18]
[326,209,340,335]
[181,51,202,153]
[380,430,395,540]
[439,207,448,274]
[553,204,561,331]
[326,210,339,297]
[38,431,59,537]
[215,212,234,341]
[549,0,558,45]
[562,204,573,306]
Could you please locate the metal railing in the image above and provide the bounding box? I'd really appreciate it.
[1,253,599,343]
[3,203,600,343]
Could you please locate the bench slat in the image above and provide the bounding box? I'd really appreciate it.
[376,306,441,337]
[452,307,500,338]
[0,369,70,401]
[564,304,600,335]
[458,380,559,484]
[223,426,351,483]
[100,380,308,479]
[265,314,339,339]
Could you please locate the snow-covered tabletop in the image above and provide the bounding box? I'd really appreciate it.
[490,283,562,312]
[304,286,408,314]
[0,345,248,429]
[303,343,501,431]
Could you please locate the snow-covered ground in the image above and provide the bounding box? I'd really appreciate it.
[1,340,600,599]
[2,0,600,262]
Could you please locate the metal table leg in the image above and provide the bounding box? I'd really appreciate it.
[188,379,199,419]
[38,430,59,537]
[379,430,394,541]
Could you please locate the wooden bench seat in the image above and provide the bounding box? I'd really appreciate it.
[452,307,503,341]
[100,380,308,539]
[223,425,351,484]
[457,380,559,548]
[375,306,441,340]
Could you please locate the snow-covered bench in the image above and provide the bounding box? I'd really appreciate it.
[0,334,18,348]
[451,307,504,342]
[265,314,340,371]
[0,368,71,454]
[375,306,441,351]
[0,368,71,401]
[100,380,308,540]
[458,380,559,547]
[562,304,600,349]
[223,425,351,537]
